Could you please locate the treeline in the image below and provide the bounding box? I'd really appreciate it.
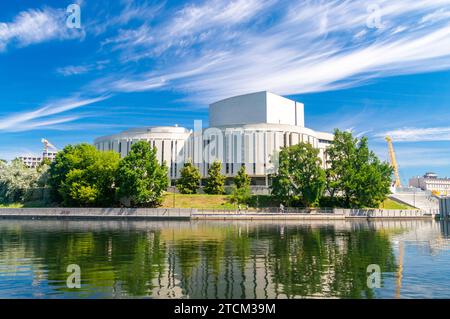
[0,129,392,208]
[47,141,168,207]
[271,129,393,208]
[0,159,50,204]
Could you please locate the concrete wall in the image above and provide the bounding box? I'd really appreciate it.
[439,197,450,218]
[209,91,305,127]
[0,208,194,219]
[209,92,268,127]
[266,92,304,127]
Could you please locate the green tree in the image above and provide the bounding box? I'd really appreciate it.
[203,160,225,195]
[234,165,250,189]
[48,144,120,207]
[116,141,168,207]
[39,157,52,168]
[230,165,251,205]
[177,160,201,194]
[0,159,41,203]
[271,143,326,207]
[325,129,393,208]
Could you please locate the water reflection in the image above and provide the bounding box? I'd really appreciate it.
[0,219,448,299]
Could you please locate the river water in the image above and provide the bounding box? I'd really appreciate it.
[0,219,449,299]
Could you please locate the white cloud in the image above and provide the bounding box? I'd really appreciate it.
[377,127,450,142]
[0,96,109,132]
[56,65,90,76]
[104,0,274,60]
[97,0,450,103]
[56,60,110,76]
[0,7,83,52]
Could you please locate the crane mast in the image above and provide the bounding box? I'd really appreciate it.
[41,138,57,159]
[385,136,402,188]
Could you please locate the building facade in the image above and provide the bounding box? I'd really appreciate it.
[19,151,57,169]
[94,92,334,187]
[409,172,450,196]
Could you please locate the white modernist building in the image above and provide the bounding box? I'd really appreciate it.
[94,92,334,188]
[409,172,450,196]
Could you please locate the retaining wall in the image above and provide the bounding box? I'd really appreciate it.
[0,207,438,220]
[0,208,194,220]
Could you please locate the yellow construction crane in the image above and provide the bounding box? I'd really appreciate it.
[386,136,402,188]
[41,138,57,158]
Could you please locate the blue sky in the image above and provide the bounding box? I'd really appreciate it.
[1,0,450,184]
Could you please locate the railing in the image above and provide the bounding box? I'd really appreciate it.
[344,208,438,218]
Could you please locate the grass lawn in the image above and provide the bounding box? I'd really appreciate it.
[1,196,415,210]
[0,203,24,208]
[0,201,49,208]
[379,198,415,210]
[161,193,236,209]
[162,194,413,210]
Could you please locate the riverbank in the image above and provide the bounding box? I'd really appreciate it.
[0,196,415,210]
[0,207,438,220]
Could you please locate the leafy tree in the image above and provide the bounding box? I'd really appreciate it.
[0,159,41,203]
[48,144,120,207]
[41,157,52,165]
[230,165,251,205]
[177,160,201,194]
[203,160,225,195]
[234,165,251,189]
[116,141,168,207]
[271,143,326,207]
[325,129,393,208]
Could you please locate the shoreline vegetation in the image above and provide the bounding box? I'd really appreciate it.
[1,130,397,211]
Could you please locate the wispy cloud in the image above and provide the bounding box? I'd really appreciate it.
[103,0,274,61]
[377,127,450,142]
[96,0,450,103]
[0,7,83,52]
[0,96,109,132]
[56,60,110,77]
[56,65,91,76]
[89,0,164,36]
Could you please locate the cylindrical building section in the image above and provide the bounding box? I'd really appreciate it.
[94,126,192,180]
[92,91,334,191]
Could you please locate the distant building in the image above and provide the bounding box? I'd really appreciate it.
[94,91,334,188]
[409,172,450,196]
[19,151,57,169]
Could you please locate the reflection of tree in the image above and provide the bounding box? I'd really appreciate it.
[0,227,166,297]
[0,222,397,299]
[174,240,201,296]
[268,226,396,298]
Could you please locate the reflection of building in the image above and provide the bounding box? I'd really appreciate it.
[94,92,333,186]
[409,172,450,196]
[19,151,57,168]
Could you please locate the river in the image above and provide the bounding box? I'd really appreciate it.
[0,219,448,298]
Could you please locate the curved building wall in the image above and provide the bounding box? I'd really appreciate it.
[93,92,334,185]
[202,124,332,184]
[94,124,333,184]
[94,126,192,179]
